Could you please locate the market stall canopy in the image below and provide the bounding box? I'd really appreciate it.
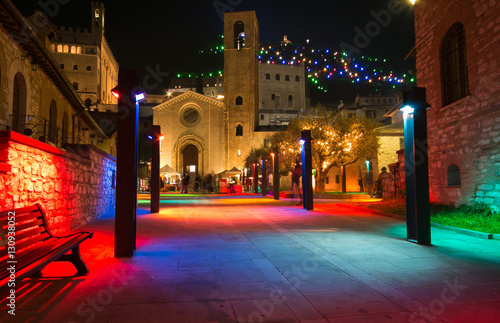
[160,164,181,175]
[218,167,242,177]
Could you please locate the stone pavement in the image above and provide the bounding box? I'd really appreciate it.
[2,195,500,323]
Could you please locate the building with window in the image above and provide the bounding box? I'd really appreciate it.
[0,0,116,226]
[259,62,307,126]
[49,2,118,112]
[414,0,499,210]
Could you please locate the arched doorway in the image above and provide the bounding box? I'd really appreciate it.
[12,72,27,132]
[183,144,198,175]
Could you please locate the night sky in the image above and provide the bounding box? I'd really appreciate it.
[13,0,416,102]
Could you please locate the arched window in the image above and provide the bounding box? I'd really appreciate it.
[265,73,270,80]
[48,100,58,143]
[441,23,469,106]
[57,44,63,52]
[12,73,27,133]
[77,46,82,54]
[50,44,55,52]
[70,46,77,54]
[234,21,245,50]
[62,112,69,145]
[85,98,92,107]
[63,45,69,53]
[295,75,300,82]
[60,64,65,69]
[235,96,243,105]
[285,75,290,82]
[73,82,79,90]
[275,74,280,81]
[447,164,461,186]
[288,95,293,107]
[236,124,243,136]
[87,66,92,71]
[73,65,78,70]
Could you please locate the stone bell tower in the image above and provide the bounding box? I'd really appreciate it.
[91,2,105,34]
[223,11,260,170]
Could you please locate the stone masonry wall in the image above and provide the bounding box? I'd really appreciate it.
[415,0,500,211]
[0,131,116,233]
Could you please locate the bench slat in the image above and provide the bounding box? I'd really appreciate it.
[0,218,45,237]
[0,226,47,248]
[0,232,51,259]
[0,205,39,219]
[0,211,43,228]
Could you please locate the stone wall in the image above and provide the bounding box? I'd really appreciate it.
[0,131,116,233]
[415,0,500,211]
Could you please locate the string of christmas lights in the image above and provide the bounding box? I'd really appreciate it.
[187,38,416,93]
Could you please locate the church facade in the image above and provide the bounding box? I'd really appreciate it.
[154,11,280,176]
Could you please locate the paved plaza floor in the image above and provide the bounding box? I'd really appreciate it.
[2,195,500,322]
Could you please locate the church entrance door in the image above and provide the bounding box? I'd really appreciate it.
[183,144,199,175]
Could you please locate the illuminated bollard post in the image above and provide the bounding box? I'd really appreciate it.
[301,130,313,210]
[253,163,259,195]
[402,87,431,245]
[272,147,280,200]
[366,158,373,197]
[261,156,267,196]
[150,125,162,214]
[114,69,141,257]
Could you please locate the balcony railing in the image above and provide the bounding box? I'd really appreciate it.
[9,114,93,149]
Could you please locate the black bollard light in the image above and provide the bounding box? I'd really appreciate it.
[401,87,431,245]
[272,147,280,200]
[301,130,313,210]
[114,69,141,257]
[150,125,162,214]
[261,156,267,196]
[253,163,259,194]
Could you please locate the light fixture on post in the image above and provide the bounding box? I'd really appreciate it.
[113,69,140,257]
[150,125,163,214]
[300,130,313,210]
[366,158,373,197]
[253,162,259,194]
[272,147,280,200]
[401,87,431,245]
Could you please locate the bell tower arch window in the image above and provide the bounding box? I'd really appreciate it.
[235,124,243,136]
[235,96,243,105]
[234,21,245,50]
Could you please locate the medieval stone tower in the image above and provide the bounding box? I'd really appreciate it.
[91,2,105,33]
[223,11,260,170]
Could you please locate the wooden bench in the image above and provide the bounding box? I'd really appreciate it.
[0,204,93,291]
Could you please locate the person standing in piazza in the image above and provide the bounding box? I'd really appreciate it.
[181,172,190,194]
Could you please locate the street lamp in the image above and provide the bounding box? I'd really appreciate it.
[401,87,431,245]
[366,158,373,197]
[149,125,163,214]
[113,69,140,257]
[301,130,313,210]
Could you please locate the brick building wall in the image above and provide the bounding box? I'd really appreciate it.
[415,0,500,211]
[0,131,116,233]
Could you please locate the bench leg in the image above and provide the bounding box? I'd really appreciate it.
[57,245,89,276]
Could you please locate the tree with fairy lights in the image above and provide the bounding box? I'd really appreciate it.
[268,105,380,192]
